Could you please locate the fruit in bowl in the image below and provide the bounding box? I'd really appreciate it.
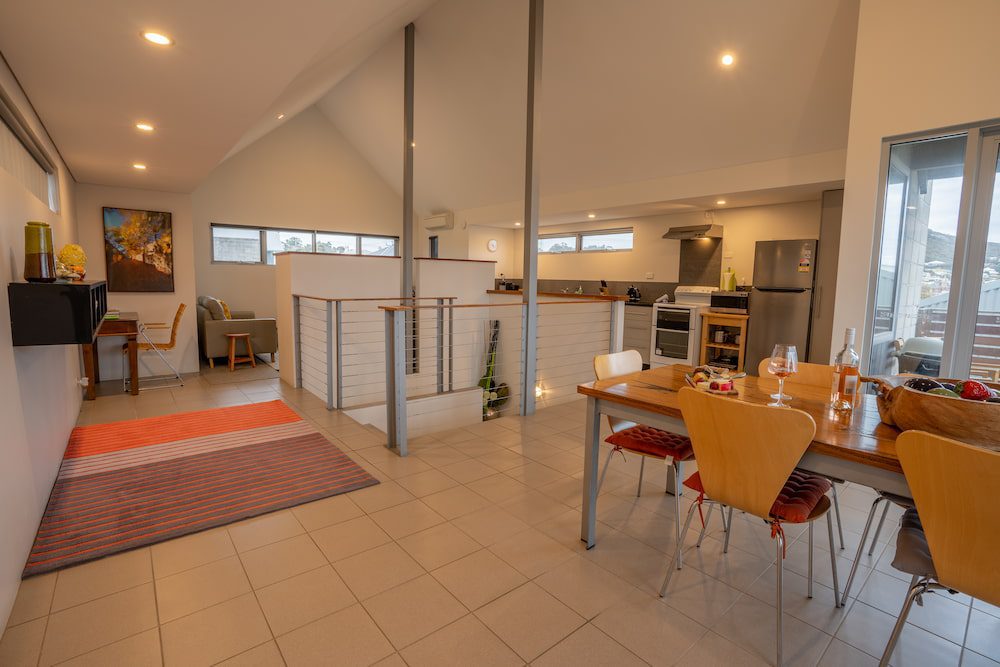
[955,380,992,401]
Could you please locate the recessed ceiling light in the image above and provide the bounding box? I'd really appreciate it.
[587,213,596,219]
[142,31,173,46]
[514,222,521,227]
[906,205,917,210]
[135,122,154,132]
[410,141,416,148]
[716,199,727,205]
[132,163,147,170]
[720,53,735,67]
[276,113,285,120]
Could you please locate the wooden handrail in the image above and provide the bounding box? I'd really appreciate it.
[380,298,617,311]
[293,295,456,302]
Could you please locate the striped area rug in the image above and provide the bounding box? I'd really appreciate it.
[24,400,378,577]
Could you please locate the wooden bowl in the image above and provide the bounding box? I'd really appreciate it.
[866,376,1000,451]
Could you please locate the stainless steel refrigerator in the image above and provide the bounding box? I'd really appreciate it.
[746,239,817,375]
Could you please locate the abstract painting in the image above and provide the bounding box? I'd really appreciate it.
[103,207,174,292]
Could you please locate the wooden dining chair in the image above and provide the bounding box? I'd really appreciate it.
[660,388,840,667]
[593,351,698,554]
[122,303,186,390]
[879,431,1000,666]
[758,356,847,551]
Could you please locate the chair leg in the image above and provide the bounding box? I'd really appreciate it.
[807,521,814,599]
[723,506,734,554]
[270,353,275,362]
[841,496,883,606]
[696,503,715,548]
[208,358,215,369]
[831,483,845,550]
[246,337,256,368]
[660,501,698,596]
[775,530,785,667]
[636,457,645,497]
[121,348,127,392]
[868,500,891,556]
[827,512,842,607]
[596,448,616,496]
[720,505,730,533]
[879,578,927,667]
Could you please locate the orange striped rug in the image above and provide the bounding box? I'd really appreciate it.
[24,400,378,577]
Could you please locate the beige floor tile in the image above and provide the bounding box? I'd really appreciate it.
[659,564,743,628]
[51,549,152,612]
[151,527,236,578]
[477,447,526,472]
[216,640,285,666]
[58,628,161,667]
[439,459,497,484]
[857,569,971,644]
[835,600,962,667]
[678,630,770,666]
[239,534,327,589]
[160,593,272,667]
[818,638,879,667]
[228,511,305,553]
[7,572,56,625]
[579,526,669,591]
[40,583,158,666]
[362,575,467,649]
[256,565,356,636]
[411,446,469,467]
[310,515,392,562]
[592,592,708,667]
[534,623,646,667]
[452,506,531,546]
[967,610,1000,660]
[291,493,363,531]
[475,582,584,662]
[334,543,425,600]
[370,499,445,539]
[466,473,530,503]
[372,653,407,667]
[535,556,637,619]
[420,485,492,520]
[505,462,566,487]
[500,490,573,526]
[348,480,416,513]
[155,555,252,623]
[276,604,394,666]
[746,565,849,636]
[488,527,575,578]
[395,469,460,497]
[713,594,833,667]
[431,549,526,611]
[0,617,46,666]
[399,614,522,667]
[397,522,481,570]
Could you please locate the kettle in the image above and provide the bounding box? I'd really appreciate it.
[626,285,641,302]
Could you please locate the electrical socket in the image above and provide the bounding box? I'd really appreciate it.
[645,272,654,279]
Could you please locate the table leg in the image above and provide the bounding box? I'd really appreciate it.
[82,343,97,400]
[128,336,139,395]
[581,395,602,549]
[92,342,101,384]
[667,461,684,496]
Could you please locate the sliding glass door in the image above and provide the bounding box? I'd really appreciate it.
[867,124,1000,381]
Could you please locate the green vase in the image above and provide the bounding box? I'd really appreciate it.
[24,221,57,283]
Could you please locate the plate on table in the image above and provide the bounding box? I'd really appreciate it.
[685,365,743,395]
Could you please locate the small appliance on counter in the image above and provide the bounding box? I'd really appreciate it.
[626,285,641,303]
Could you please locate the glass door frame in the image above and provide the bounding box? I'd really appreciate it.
[862,122,994,377]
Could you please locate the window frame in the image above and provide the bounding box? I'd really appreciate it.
[579,228,634,253]
[537,228,634,255]
[209,223,400,265]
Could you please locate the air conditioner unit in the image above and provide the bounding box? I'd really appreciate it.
[423,212,454,230]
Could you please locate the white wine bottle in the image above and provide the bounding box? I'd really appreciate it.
[831,328,860,411]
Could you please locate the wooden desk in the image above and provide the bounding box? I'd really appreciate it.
[82,312,139,399]
[576,364,907,548]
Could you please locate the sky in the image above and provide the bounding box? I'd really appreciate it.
[927,174,1000,243]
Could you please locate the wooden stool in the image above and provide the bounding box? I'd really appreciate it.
[225,333,256,371]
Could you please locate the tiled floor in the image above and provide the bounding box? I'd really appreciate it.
[2,373,999,666]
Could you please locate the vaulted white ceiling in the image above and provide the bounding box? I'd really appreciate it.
[0,0,433,192]
[320,0,859,215]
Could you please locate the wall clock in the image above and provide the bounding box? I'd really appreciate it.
[487,239,498,252]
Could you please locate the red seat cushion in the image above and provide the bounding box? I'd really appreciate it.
[682,470,831,523]
[605,425,694,460]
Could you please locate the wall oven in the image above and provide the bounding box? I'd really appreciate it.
[650,304,702,367]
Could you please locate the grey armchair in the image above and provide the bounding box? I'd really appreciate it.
[196,296,278,368]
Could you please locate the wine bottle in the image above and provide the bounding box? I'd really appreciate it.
[831,328,860,411]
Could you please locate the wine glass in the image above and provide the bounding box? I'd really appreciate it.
[767,344,798,407]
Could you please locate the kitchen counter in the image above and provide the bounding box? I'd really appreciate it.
[487,289,627,301]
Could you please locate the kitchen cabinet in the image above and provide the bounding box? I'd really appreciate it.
[623,304,653,365]
[700,312,749,371]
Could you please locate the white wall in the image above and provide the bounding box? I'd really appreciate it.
[501,200,821,284]
[193,107,403,319]
[0,60,80,630]
[467,225,515,278]
[833,0,1000,360]
[75,185,199,378]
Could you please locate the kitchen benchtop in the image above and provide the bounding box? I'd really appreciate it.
[624,301,655,307]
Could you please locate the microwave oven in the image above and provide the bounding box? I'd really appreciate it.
[710,290,749,314]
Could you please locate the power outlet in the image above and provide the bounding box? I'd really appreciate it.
[645,272,654,279]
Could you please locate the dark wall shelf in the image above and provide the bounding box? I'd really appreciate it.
[8,281,108,346]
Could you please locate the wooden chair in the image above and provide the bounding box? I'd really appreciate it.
[879,431,1000,666]
[660,388,840,667]
[593,351,699,556]
[758,357,849,552]
[122,303,186,390]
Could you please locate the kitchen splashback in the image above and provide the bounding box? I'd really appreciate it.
[493,279,679,304]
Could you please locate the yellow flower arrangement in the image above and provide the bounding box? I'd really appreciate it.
[57,244,87,270]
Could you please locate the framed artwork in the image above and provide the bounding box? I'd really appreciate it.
[102,207,174,292]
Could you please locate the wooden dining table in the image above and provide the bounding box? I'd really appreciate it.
[577,364,908,548]
[81,312,140,399]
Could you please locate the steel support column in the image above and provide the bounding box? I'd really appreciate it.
[520,0,543,416]
[402,22,415,301]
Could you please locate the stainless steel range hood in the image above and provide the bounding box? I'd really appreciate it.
[661,224,723,240]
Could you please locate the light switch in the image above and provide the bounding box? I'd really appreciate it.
[645,272,654,279]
